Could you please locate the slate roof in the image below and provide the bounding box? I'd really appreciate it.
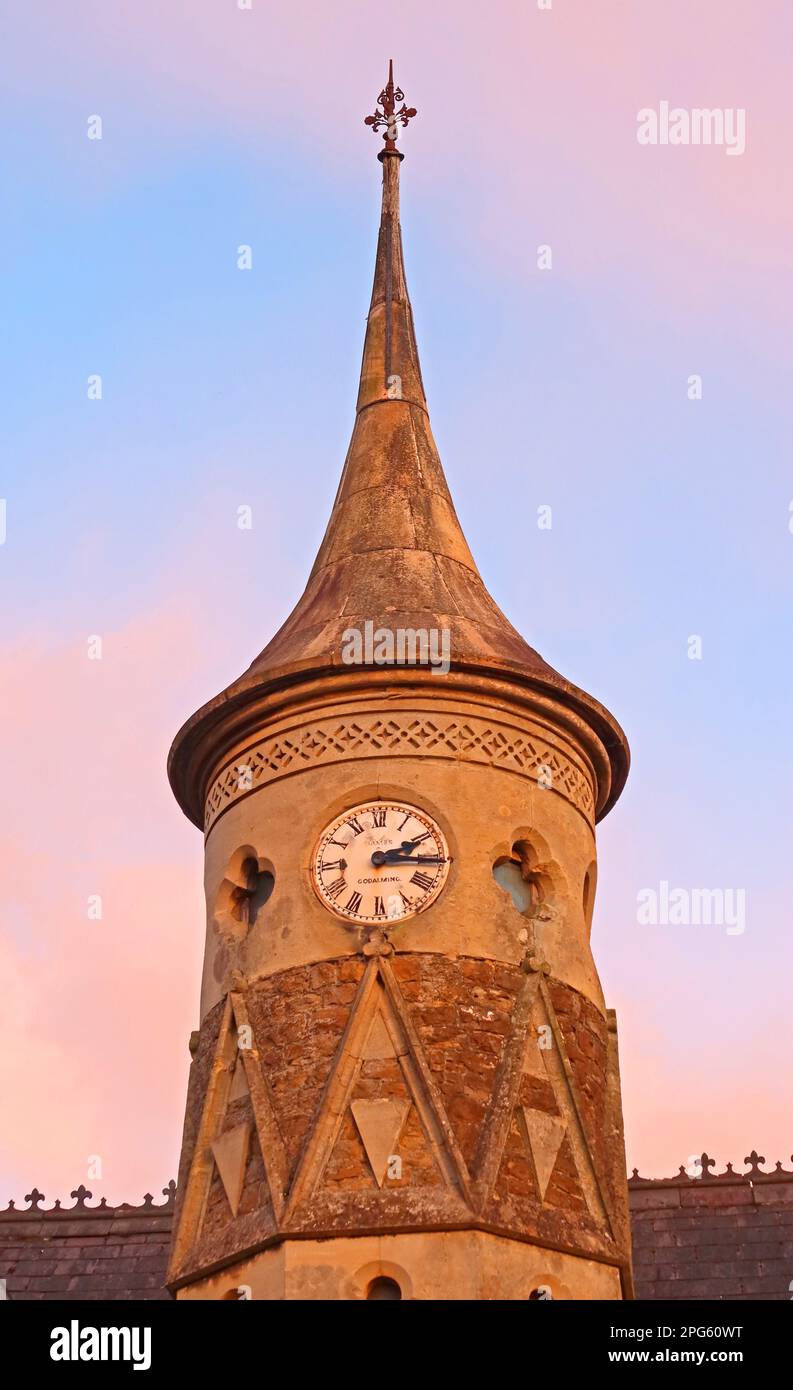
[629,1152,793,1300]
[0,1184,175,1302]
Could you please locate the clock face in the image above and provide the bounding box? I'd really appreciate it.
[313,801,450,926]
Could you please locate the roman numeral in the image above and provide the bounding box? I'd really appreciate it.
[371,808,387,827]
[410,870,435,892]
[372,896,386,917]
[410,831,432,846]
[346,817,365,836]
[397,813,412,831]
[399,892,414,911]
[326,877,346,900]
[344,891,363,915]
[321,859,344,872]
[328,839,347,849]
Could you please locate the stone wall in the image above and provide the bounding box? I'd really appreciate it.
[167,953,628,1293]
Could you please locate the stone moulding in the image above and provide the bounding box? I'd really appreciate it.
[203,702,597,836]
[168,665,627,834]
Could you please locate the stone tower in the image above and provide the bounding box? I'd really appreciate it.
[167,65,632,1301]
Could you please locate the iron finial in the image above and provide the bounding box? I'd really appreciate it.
[364,59,417,153]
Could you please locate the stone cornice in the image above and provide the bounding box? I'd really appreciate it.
[169,661,629,834]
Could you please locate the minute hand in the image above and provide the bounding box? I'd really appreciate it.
[389,853,445,864]
[371,850,446,866]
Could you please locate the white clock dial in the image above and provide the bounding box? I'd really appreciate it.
[312,801,450,925]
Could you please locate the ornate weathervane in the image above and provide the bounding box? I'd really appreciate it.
[364,59,417,153]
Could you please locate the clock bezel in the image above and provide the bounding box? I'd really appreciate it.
[311,798,451,926]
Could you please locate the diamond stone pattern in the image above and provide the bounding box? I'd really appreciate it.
[205,714,595,831]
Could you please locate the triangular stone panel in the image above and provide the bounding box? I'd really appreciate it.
[522,1024,551,1079]
[169,992,289,1274]
[228,1054,250,1103]
[351,1099,411,1187]
[522,1108,566,1200]
[475,972,614,1234]
[362,1012,398,1061]
[284,957,473,1219]
[211,1122,251,1217]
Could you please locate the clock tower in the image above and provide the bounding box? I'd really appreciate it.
[167,64,633,1301]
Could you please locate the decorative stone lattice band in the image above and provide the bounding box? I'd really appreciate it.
[204,712,595,833]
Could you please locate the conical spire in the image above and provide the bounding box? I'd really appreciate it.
[168,65,629,827]
[231,64,557,683]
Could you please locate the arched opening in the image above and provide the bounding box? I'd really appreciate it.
[366,1276,402,1301]
[214,849,275,941]
[492,840,548,916]
[493,858,540,913]
[582,860,597,931]
[241,860,275,926]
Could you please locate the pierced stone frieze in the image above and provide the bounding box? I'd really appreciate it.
[204,712,595,833]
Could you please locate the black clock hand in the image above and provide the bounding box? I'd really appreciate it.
[388,854,445,864]
[370,850,446,866]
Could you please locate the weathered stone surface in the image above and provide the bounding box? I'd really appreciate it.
[163,108,632,1302]
[168,149,629,834]
[164,953,630,1294]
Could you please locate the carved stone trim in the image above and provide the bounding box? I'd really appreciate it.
[204,710,595,833]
